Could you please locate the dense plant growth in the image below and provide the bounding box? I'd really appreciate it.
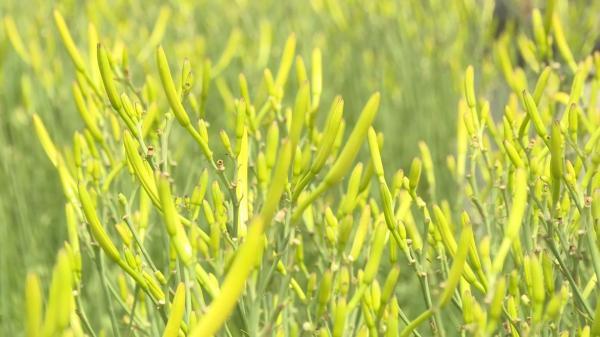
[2,1,600,337]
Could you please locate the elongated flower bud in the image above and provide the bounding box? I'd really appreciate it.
[120,93,138,123]
[569,66,587,106]
[492,169,527,274]
[368,127,384,178]
[552,13,577,72]
[550,121,564,205]
[156,46,191,127]
[338,163,363,216]
[180,58,193,96]
[237,128,250,236]
[568,103,579,142]
[290,82,309,149]
[318,269,333,316]
[533,66,552,104]
[296,56,307,86]
[97,44,122,110]
[42,249,73,336]
[189,142,292,337]
[115,221,132,247]
[158,174,194,265]
[32,114,59,167]
[517,34,540,72]
[143,271,166,303]
[503,140,524,168]
[275,33,296,88]
[541,252,555,294]
[439,218,473,308]
[311,48,322,110]
[123,131,160,205]
[381,265,401,303]
[337,266,351,296]
[523,90,548,140]
[72,83,103,141]
[191,169,209,208]
[235,100,246,150]
[464,65,476,108]
[550,121,564,179]
[363,222,387,284]
[324,92,380,185]
[311,97,344,173]
[162,283,186,337]
[25,273,42,337]
[507,169,528,240]
[212,28,241,75]
[462,213,484,282]
[238,73,251,107]
[488,277,506,330]
[3,16,30,63]
[332,297,347,337]
[54,10,86,71]
[266,122,279,169]
[408,157,422,191]
[78,183,120,262]
[349,206,371,261]
[418,141,436,195]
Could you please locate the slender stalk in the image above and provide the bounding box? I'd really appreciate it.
[125,286,140,337]
[123,217,159,273]
[545,237,593,319]
[94,247,122,337]
[399,309,434,337]
[76,295,98,337]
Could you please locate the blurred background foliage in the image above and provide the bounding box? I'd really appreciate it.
[0,0,598,333]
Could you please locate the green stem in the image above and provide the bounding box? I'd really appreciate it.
[545,237,593,319]
[76,295,97,337]
[292,170,315,201]
[399,309,434,337]
[123,217,159,273]
[125,286,140,337]
[95,247,122,337]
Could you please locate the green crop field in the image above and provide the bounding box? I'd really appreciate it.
[1,0,600,336]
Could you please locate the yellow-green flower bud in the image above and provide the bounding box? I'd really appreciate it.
[312,97,344,173]
[363,222,387,284]
[275,33,296,88]
[25,273,42,337]
[162,283,186,337]
[408,157,422,191]
[523,90,548,140]
[97,44,122,110]
[290,82,310,149]
[53,10,86,71]
[552,13,577,72]
[324,93,380,185]
[439,217,473,308]
[318,270,333,316]
[156,46,191,127]
[311,48,322,110]
[332,297,347,337]
[72,83,103,141]
[266,121,280,170]
[464,65,477,108]
[78,183,120,262]
[41,249,73,336]
[158,174,194,266]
